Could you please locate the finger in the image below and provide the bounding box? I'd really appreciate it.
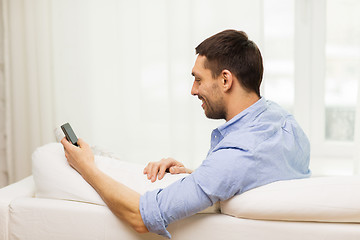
[61,137,80,152]
[145,163,153,179]
[61,137,72,149]
[144,161,155,174]
[169,166,176,173]
[143,163,151,175]
[170,166,187,174]
[77,138,89,148]
[150,163,160,182]
[158,165,167,180]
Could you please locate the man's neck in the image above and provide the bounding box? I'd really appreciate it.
[225,92,260,122]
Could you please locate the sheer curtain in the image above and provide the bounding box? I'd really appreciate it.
[2,0,360,186]
[3,0,263,184]
[50,0,263,168]
[0,0,8,187]
[3,0,54,184]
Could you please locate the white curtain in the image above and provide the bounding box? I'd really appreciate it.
[49,0,263,169]
[2,0,360,186]
[2,0,263,184]
[3,0,54,184]
[0,0,8,187]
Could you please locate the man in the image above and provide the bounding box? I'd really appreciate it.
[61,30,311,238]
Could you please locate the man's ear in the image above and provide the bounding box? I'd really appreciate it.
[221,69,233,92]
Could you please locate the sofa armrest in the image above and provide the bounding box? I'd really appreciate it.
[221,176,360,223]
[0,176,35,240]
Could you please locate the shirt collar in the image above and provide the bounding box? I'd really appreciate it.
[217,97,267,137]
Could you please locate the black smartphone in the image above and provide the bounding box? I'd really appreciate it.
[61,123,79,146]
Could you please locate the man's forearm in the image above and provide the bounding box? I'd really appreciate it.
[82,166,148,233]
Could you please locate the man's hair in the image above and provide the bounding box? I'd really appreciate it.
[195,30,263,96]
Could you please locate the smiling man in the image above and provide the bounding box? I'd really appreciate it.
[61,30,311,238]
[191,54,260,121]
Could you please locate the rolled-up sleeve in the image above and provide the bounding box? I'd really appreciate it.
[139,174,214,238]
[139,189,171,238]
[139,147,258,238]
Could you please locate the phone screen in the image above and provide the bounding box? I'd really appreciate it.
[61,123,79,146]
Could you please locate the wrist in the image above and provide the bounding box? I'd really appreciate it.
[81,163,100,183]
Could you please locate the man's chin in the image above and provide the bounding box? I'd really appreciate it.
[204,111,225,120]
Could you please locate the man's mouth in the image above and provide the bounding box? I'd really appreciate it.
[199,97,205,109]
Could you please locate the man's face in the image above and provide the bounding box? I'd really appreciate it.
[191,55,226,120]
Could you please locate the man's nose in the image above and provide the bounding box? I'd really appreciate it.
[191,81,198,96]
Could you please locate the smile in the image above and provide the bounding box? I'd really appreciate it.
[200,98,205,109]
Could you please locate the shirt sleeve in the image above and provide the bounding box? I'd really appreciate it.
[139,146,258,238]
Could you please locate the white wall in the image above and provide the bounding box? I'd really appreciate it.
[50,0,264,168]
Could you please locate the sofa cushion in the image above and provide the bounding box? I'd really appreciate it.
[220,176,360,223]
[32,143,219,213]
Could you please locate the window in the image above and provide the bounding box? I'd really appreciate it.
[325,0,360,142]
[264,0,360,175]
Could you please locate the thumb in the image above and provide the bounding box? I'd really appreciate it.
[169,166,187,174]
[61,137,73,149]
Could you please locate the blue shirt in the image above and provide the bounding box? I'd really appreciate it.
[139,98,311,238]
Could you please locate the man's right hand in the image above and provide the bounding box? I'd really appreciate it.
[143,158,193,182]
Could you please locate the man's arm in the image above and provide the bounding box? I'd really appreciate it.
[61,138,148,234]
[138,146,260,238]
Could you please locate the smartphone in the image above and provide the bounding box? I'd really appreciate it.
[61,123,79,146]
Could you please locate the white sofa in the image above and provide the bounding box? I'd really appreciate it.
[1,143,360,240]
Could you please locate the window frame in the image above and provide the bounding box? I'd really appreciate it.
[293,0,359,175]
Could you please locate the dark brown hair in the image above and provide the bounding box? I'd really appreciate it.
[195,30,263,96]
